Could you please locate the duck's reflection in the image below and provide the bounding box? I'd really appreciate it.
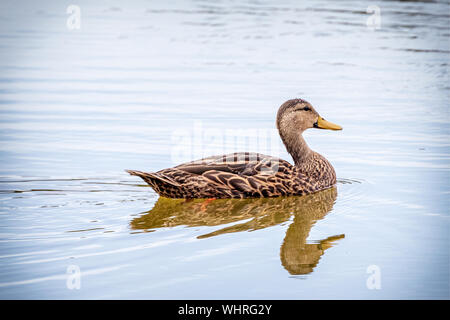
[130,187,344,275]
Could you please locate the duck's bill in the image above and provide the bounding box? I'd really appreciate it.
[314,117,342,130]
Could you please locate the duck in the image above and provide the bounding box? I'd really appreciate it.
[126,98,342,199]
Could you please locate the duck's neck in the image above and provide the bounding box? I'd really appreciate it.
[279,129,313,167]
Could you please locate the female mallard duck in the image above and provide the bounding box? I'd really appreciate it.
[127,98,342,198]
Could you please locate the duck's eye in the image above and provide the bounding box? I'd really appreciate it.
[294,106,311,112]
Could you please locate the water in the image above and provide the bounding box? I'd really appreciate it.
[0,0,449,299]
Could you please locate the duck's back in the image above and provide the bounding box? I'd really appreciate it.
[174,152,291,176]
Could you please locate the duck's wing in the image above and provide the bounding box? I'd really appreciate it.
[174,152,291,177]
[173,152,294,198]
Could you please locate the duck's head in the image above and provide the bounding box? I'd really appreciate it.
[276,98,342,134]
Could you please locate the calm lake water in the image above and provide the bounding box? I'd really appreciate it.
[0,0,449,299]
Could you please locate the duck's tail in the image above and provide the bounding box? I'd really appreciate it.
[126,170,181,187]
[126,170,184,198]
